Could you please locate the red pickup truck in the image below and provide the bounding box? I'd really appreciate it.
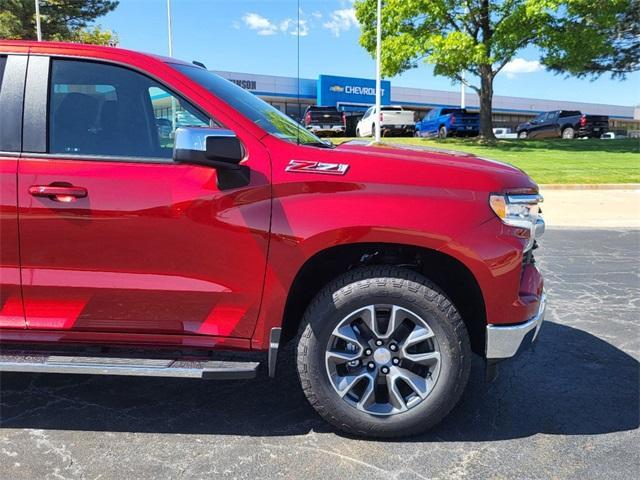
[0,42,546,438]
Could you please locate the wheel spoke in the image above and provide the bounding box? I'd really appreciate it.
[403,325,434,349]
[394,367,430,399]
[325,349,360,364]
[356,374,376,410]
[358,305,382,338]
[402,351,440,365]
[384,305,406,339]
[333,372,368,398]
[333,324,364,350]
[386,373,407,412]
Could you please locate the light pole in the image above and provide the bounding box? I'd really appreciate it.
[166,0,176,130]
[374,0,382,143]
[34,0,42,41]
[166,0,173,56]
[460,71,466,109]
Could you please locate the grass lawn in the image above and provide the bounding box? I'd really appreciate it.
[329,137,640,184]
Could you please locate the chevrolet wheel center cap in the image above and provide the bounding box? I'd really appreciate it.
[373,348,391,365]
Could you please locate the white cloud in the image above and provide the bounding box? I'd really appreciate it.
[242,12,309,37]
[502,58,543,79]
[242,13,278,35]
[323,8,358,37]
[294,19,309,37]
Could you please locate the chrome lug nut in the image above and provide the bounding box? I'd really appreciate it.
[364,348,372,356]
[392,358,400,365]
[389,343,398,352]
[375,339,384,347]
[381,366,390,374]
[367,362,376,369]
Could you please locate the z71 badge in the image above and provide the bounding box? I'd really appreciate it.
[285,160,349,175]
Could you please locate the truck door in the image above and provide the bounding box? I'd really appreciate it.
[541,111,559,138]
[17,56,271,338]
[529,113,548,138]
[0,54,27,329]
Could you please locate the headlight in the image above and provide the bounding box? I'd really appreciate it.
[489,194,544,251]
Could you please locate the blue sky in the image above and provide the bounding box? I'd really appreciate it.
[100,0,639,107]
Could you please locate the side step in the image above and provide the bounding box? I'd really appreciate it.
[0,353,259,380]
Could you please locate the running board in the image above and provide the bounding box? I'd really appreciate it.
[0,353,259,380]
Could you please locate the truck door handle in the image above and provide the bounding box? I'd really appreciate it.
[28,184,88,203]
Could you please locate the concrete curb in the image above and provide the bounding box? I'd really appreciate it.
[540,184,640,190]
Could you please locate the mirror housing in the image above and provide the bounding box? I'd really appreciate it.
[174,127,244,169]
[173,127,250,189]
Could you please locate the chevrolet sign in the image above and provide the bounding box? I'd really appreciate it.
[318,75,392,106]
[345,85,385,96]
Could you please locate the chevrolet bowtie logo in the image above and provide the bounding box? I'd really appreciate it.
[329,85,345,93]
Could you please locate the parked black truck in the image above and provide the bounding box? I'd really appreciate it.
[516,110,609,139]
[302,106,346,137]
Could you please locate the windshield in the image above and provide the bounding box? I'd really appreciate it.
[171,64,327,146]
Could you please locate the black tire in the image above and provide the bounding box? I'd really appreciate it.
[438,126,448,139]
[561,127,575,139]
[295,266,471,438]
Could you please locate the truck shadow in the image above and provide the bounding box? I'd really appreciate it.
[0,321,637,441]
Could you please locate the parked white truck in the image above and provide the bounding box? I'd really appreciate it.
[493,127,518,139]
[356,105,415,137]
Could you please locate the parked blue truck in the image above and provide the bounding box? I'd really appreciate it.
[415,108,480,138]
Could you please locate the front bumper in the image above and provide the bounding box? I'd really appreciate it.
[486,292,547,360]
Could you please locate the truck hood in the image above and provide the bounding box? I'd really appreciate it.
[333,141,537,193]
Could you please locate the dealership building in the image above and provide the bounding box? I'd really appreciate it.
[213,70,638,135]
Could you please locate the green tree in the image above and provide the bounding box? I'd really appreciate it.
[542,0,639,79]
[0,0,119,45]
[354,0,636,139]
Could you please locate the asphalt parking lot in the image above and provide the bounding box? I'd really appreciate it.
[1,228,638,480]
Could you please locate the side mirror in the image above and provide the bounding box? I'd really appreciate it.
[174,127,244,169]
[173,127,250,189]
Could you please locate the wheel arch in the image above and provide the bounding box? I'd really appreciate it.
[280,242,487,356]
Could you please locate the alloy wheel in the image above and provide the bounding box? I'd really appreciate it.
[324,304,441,416]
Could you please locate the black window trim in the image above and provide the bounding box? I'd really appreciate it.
[24,53,218,164]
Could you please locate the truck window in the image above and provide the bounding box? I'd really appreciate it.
[147,86,210,154]
[49,59,211,159]
[171,64,324,146]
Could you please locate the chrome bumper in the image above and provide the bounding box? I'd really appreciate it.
[486,293,547,360]
[308,125,345,133]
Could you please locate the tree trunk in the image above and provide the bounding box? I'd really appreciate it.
[479,66,495,140]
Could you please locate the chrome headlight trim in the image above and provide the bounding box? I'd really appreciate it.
[490,193,544,251]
